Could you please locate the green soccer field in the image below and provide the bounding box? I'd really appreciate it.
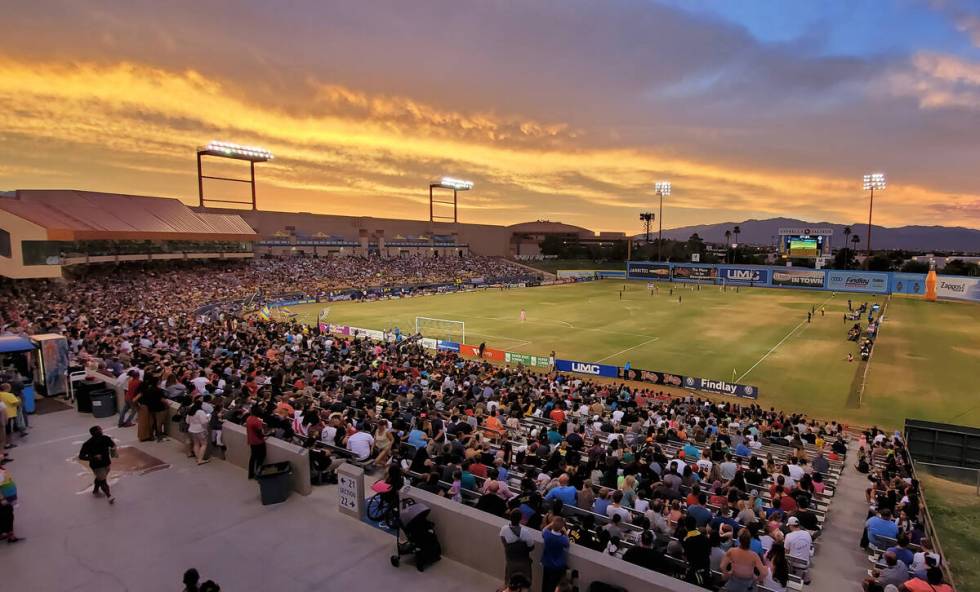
[287,280,980,429]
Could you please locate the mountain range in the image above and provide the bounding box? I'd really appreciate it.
[641,218,980,253]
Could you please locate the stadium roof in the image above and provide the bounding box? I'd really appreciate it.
[507,220,594,236]
[0,190,256,241]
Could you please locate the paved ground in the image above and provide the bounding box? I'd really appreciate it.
[809,440,871,592]
[1,408,499,592]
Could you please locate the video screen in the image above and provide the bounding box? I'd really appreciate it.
[781,235,824,258]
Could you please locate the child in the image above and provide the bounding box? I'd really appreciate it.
[209,402,225,450]
[449,470,462,502]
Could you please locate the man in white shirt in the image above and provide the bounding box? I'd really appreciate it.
[784,517,813,584]
[787,459,805,481]
[346,429,375,460]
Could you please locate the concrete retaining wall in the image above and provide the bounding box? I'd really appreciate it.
[403,488,702,592]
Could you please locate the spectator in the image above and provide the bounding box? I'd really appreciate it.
[500,509,534,589]
[540,517,569,592]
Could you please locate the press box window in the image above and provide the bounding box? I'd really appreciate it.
[0,228,11,258]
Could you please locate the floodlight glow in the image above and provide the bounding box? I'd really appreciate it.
[863,173,885,191]
[204,140,274,161]
[440,177,474,190]
[655,181,671,196]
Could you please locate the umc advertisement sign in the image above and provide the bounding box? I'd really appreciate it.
[720,267,770,284]
[555,359,619,378]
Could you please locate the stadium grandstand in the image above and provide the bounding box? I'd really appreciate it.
[1,187,967,592]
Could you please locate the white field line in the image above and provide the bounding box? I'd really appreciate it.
[735,293,836,383]
[465,331,532,347]
[595,336,661,363]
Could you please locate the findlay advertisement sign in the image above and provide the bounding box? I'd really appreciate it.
[825,271,889,294]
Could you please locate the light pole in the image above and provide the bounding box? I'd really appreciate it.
[654,181,671,262]
[862,173,885,258]
[429,177,473,223]
[197,140,274,210]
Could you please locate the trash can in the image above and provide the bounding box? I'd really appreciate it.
[22,385,36,415]
[90,389,118,418]
[256,461,292,505]
[75,378,105,414]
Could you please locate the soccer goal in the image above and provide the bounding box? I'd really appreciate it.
[416,316,465,343]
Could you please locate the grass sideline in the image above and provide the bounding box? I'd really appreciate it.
[918,473,980,592]
[286,280,979,429]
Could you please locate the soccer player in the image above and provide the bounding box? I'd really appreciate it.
[520,309,526,322]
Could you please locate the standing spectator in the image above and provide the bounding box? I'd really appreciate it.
[78,426,117,504]
[0,486,21,543]
[682,515,711,586]
[137,379,169,442]
[185,398,210,465]
[117,370,141,427]
[540,516,569,592]
[720,529,768,591]
[784,517,812,585]
[500,509,534,589]
[245,409,266,479]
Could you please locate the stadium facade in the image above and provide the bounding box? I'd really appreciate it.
[0,189,596,278]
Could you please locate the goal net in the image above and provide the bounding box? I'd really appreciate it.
[415,316,465,343]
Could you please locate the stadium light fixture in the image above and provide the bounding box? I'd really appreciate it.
[439,177,474,191]
[197,140,274,210]
[862,172,885,258]
[654,180,671,262]
[429,176,474,223]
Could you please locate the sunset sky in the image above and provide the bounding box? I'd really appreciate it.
[2,0,980,233]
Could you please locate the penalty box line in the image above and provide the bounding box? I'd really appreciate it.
[735,293,836,383]
[595,335,660,363]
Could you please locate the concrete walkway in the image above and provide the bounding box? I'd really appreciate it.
[809,440,870,592]
[2,408,500,592]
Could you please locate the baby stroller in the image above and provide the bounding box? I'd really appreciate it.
[389,498,442,572]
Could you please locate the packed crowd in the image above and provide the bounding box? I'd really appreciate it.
[0,258,952,592]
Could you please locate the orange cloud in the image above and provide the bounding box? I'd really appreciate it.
[0,54,977,231]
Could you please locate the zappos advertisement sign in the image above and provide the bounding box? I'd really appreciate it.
[720,267,769,284]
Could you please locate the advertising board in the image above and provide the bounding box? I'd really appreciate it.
[683,376,759,399]
[627,262,671,279]
[554,358,619,378]
[557,270,599,279]
[891,273,926,295]
[771,269,825,288]
[672,265,718,281]
[720,267,770,284]
[619,368,684,387]
[505,352,552,368]
[936,276,980,301]
[436,340,460,352]
[825,271,889,294]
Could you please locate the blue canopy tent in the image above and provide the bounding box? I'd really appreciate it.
[0,335,36,354]
[0,335,39,413]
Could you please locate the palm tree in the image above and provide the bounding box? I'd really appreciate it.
[850,234,860,269]
[724,230,732,264]
[732,225,741,264]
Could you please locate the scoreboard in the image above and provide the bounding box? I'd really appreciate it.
[778,227,832,259]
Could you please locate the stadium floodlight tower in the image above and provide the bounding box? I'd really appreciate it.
[429,176,473,223]
[197,140,274,210]
[862,173,886,257]
[654,180,671,261]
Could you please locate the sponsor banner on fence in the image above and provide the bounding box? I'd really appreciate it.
[672,265,718,281]
[936,276,980,301]
[596,271,626,279]
[627,262,671,279]
[421,338,438,350]
[505,352,552,368]
[484,347,506,362]
[891,273,927,295]
[460,344,480,357]
[437,340,460,352]
[556,270,599,279]
[771,269,825,288]
[825,271,889,294]
[720,267,770,284]
[683,376,759,399]
[619,368,684,387]
[555,358,619,378]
